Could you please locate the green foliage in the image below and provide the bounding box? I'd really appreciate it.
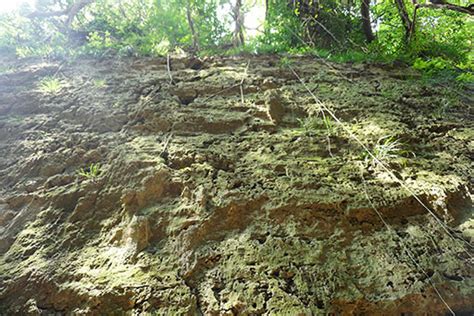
[432,98,453,119]
[278,56,292,68]
[298,114,335,136]
[365,136,413,168]
[77,163,102,179]
[37,77,63,94]
[0,9,72,58]
[0,0,230,58]
[412,57,450,74]
[256,0,305,53]
[321,115,334,134]
[93,79,107,88]
[0,65,14,75]
[412,57,473,84]
[299,0,361,49]
[83,0,173,55]
[456,72,474,83]
[77,0,229,56]
[85,31,115,54]
[0,0,471,83]
[372,136,403,161]
[373,0,472,77]
[298,117,320,136]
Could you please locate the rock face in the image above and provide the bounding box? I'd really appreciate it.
[264,89,286,124]
[0,54,472,315]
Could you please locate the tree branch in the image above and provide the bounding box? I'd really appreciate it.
[27,9,69,19]
[416,2,474,16]
[65,0,94,27]
[394,0,415,43]
[27,0,95,28]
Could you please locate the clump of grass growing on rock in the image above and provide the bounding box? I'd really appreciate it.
[298,115,336,136]
[77,163,101,179]
[0,65,14,75]
[321,115,334,134]
[278,56,292,68]
[365,136,413,169]
[38,76,62,94]
[93,79,107,88]
[298,117,319,135]
[373,136,402,159]
[433,98,451,119]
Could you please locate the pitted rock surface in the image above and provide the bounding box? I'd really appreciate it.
[0,54,472,315]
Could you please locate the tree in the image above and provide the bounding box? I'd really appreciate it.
[394,0,416,43]
[232,0,245,47]
[415,1,474,16]
[186,0,199,51]
[361,0,375,42]
[28,0,95,31]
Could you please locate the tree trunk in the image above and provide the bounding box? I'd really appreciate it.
[290,0,319,46]
[186,0,199,51]
[361,0,375,42]
[265,0,269,21]
[233,0,245,47]
[394,0,415,43]
[65,0,94,28]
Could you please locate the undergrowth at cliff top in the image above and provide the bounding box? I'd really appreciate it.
[0,0,472,83]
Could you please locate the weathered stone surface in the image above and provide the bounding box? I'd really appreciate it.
[0,54,472,315]
[264,89,286,124]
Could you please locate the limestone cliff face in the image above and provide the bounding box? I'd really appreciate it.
[0,55,472,315]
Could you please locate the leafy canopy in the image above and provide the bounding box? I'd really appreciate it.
[0,0,471,81]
